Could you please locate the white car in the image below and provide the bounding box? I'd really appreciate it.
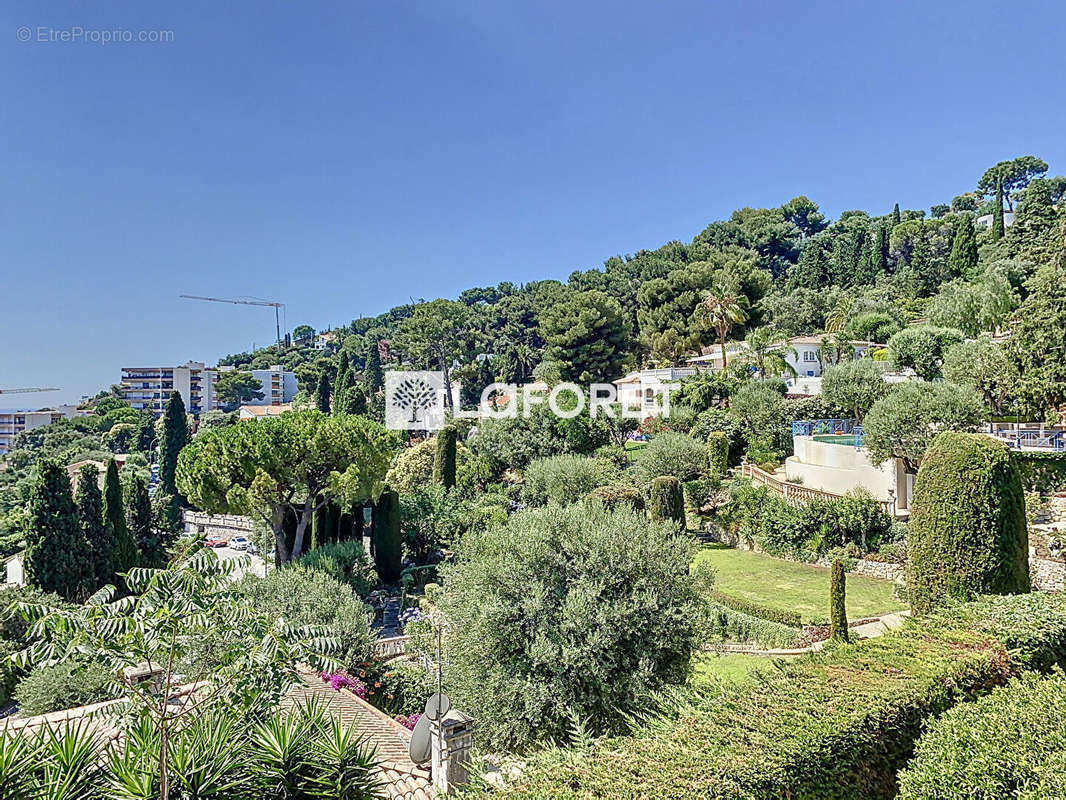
[229,536,250,551]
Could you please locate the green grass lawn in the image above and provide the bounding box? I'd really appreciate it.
[689,652,778,688]
[693,544,906,623]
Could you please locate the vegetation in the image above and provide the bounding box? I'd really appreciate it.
[648,476,686,529]
[822,358,888,421]
[371,488,402,583]
[433,424,458,489]
[829,559,849,642]
[523,454,616,506]
[907,433,1028,614]
[705,431,729,478]
[23,460,91,602]
[635,431,707,483]
[292,540,377,596]
[692,545,903,623]
[435,504,706,750]
[14,659,114,715]
[158,391,190,499]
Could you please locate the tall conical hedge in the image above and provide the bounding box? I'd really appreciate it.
[434,426,458,490]
[25,461,91,601]
[75,463,113,591]
[706,432,730,478]
[948,215,978,278]
[315,372,332,414]
[128,473,165,567]
[907,432,1028,614]
[372,489,402,583]
[649,476,686,530]
[830,560,849,642]
[992,176,1005,241]
[104,459,139,575]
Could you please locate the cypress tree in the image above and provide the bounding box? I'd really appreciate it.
[315,372,332,414]
[992,176,1005,241]
[372,489,402,583]
[948,215,979,278]
[337,351,350,383]
[24,461,91,602]
[128,473,165,567]
[75,463,113,591]
[648,476,686,530]
[891,203,901,228]
[159,391,189,499]
[334,367,354,416]
[104,459,139,575]
[340,385,368,416]
[433,426,458,489]
[830,560,849,642]
[363,342,383,398]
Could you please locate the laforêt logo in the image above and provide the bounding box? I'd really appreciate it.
[386,371,446,430]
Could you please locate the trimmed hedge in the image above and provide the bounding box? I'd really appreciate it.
[649,476,686,530]
[830,560,848,642]
[1014,450,1066,494]
[706,431,730,478]
[490,593,1066,800]
[704,601,804,649]
[908,433,1029,614]
[709,590,802,628]
[898,672,1066,800]
[587,484,645,513]
[433,425,458,489]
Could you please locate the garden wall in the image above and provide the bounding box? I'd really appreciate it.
[182,510,254,537]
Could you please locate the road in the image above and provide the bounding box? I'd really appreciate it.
[212,545,267,579]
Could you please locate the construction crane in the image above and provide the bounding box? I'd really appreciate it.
[0,387,60,394]
[179,294,284,351]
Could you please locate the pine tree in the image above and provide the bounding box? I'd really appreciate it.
[891,203,901,227]
[75,463,113,591]
[992,176,1005,241]
[24,461,91,601]
[830,560,850,642]
[104,459,139,574]
[948,214,979,278]
[127,473,166,567]
[340,385,367,416]
[159,391,189,499]
[315,371,332,414]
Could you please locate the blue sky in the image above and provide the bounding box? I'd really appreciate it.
[2,0,1065,404]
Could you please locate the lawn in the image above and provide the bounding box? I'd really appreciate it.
[693,544,906,623]
[689,652,780,688]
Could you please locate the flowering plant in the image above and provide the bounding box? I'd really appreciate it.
[396,712,421,731]
[320,670,368,699]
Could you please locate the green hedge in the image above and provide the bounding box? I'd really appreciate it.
[908,433,1029,614]
[1013,451,1066,494]
[709,590,802,628]
[704,601,804,649]
[492,593,1066,800]
[898,672,1066,799]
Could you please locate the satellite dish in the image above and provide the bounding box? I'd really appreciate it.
[408,713,432,765]
[424,692,451,721]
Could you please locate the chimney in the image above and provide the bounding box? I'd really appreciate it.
[430,709,474,793]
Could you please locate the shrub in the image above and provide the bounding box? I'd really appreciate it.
[236,567,374,673]
[829,560,849,642]
[898,673,1066,800]
[436,504,705,750]
[294,541,377,596]
[1014,451,1066,494]
[887,324,965,381]
[386,436,476,496]
[705,431,730,478]
[708,590,802,628]
[587,484,645,513]
[433,425,457,489]
[375,659,435,717]
[522,455,617,506]
[907,432,1029,614]
[683,478,717,513]
[15,660,114,715]
[649,476,686,530]
[636,432,707,482]
[372,489,402,584]
[397,484,472,562]
[703,601,804,649]
[495,593,1066,800]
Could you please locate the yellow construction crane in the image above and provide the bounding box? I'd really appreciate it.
[179,294,285,351]
[0,387,60,394]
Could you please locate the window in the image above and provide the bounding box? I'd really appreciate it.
[803,349,817,362]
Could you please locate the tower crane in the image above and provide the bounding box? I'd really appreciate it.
[0,387,60,394]
[179,294,284,351]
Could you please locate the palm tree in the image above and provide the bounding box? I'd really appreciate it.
[512,343,536,382]
[697,279,748,368]
[824,296,854,334]
[745,327,797,378]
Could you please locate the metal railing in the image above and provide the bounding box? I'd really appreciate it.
[791,419,864,447]
[740,463,896,516]
[989,428,1066,452]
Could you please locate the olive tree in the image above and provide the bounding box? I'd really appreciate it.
[822,359,889,421]
[176,410,397,562]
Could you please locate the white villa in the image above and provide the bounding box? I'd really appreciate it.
[613,368,696,418]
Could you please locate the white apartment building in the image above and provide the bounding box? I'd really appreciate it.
[121,361,297,417]
[0,409,68,454]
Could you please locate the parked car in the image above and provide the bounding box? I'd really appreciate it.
[230,536,250,551]
[245,542,259,555]
[205,536,227,548]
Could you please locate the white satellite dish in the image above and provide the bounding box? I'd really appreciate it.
[408,713,432,765]
[424,692,451,721]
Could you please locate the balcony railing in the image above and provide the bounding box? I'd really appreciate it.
[791,418,864,447]
[990,428,1066,452]
[740,463,895,516]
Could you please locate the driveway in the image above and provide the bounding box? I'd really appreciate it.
[212,545,267,578]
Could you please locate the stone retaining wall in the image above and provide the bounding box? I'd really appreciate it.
[182,510,254,537]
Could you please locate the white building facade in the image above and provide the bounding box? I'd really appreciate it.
[613,368,697,418]
[121,361,297,417]
[0,409,68,454]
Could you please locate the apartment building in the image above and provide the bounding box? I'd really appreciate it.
[0,409,68,454]
[120,361,297,417]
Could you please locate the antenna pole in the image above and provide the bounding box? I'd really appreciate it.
[275,305,281,352]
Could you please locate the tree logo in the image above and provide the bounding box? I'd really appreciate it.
[386,371,446,430]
